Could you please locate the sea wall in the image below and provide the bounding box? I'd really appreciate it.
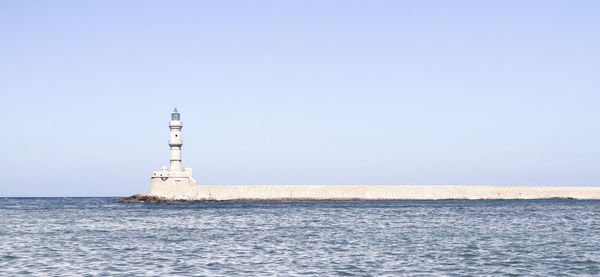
[149,181,600,201]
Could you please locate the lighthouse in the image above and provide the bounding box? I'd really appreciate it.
[150,108,196,194]
[169,108,183,172]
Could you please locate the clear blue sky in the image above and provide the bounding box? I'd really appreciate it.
[1,1,599,196]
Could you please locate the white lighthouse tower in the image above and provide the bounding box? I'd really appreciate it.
[169,108,183,172]
[150,108,196,197]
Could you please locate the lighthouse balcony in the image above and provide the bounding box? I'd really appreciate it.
[151,167,193,179]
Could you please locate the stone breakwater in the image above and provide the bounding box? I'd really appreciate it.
[118,184,600,202]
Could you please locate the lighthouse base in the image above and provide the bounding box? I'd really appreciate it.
[149,177,202,200]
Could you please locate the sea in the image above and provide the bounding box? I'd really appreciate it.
[1,198,599,276]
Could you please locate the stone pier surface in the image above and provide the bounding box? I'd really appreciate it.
[144,181,600,201]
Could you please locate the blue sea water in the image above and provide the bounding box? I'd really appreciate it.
[0,198,599,276]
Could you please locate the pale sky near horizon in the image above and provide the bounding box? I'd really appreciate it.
[1,1,599,196]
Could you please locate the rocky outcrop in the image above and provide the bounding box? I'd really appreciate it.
[116,194,190,203]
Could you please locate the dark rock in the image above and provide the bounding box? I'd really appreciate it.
[115,194,189,203]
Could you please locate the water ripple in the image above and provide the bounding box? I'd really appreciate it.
[0,199,599,276]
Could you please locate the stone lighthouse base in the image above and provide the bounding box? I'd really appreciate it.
[149,177,202,200]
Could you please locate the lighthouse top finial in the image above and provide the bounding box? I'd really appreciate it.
[173,108,178,113]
